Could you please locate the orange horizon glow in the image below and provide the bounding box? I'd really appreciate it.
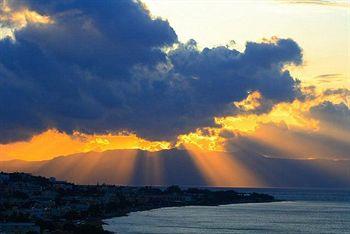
[0,88,348,187]
[0,0,348,189]
[0,88,348,162]
[0,129,171,161]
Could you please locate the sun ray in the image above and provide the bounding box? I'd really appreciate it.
[183,144,264,187]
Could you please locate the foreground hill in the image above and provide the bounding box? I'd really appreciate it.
[1,149,349,187]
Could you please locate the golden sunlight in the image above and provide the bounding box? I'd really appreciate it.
[183,144,264,187]
[0,129,171,161]
[1,88,346,162]
[0,0,53,33]
[217,88,348,134]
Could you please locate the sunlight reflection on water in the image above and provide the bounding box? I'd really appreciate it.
[103,190,350,234]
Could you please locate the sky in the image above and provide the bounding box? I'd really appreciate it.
[0,0,349,171]
[143,0,350,89]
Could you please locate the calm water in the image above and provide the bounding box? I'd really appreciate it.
[103,188,350,234]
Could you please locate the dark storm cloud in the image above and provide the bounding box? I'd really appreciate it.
[0,0,303,143]
[310,101,350,131]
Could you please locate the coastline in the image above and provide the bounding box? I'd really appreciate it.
[100,200,281,232]
[1,172,277,233]
[103,199,281,218]
[101,199,350,234]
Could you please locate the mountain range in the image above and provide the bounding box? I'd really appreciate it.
[1,149,349,188]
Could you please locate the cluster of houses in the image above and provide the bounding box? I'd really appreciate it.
[0,172,202,233]
[0,172,274,233]
[1,173,75,220]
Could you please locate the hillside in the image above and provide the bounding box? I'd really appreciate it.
[1,149,349,188]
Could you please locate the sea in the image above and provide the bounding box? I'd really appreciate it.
[103,188,350,234]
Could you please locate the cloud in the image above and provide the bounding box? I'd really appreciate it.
[310,101,350,131]
[0,0,303,143]
[314,74,345,84]
[223,122,350,160]
[315,73,342,78]
[323,88,350,98]
[204,86,350,160]
[0,1,53,29]
[277,0,350,8]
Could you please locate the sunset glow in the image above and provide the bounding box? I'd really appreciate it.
[0,130,171,161]
[183,144,264,187]
[0,0,349,188]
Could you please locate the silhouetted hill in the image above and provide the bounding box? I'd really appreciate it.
[1,149,349,188]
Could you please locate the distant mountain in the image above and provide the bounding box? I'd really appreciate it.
[1,149,349,188]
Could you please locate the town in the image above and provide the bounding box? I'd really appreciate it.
[0,172,276,233]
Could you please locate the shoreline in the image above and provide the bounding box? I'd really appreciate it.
[101,200,350,234]
[100,200,282,232]
[1,172,278,233]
